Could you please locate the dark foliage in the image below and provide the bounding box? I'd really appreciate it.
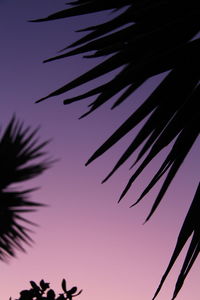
[0,116,51,261]
[12,279,82,300]
[32,1,199,299]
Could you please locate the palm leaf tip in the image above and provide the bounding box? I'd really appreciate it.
[0,116,52,261]
[152,183,200,300]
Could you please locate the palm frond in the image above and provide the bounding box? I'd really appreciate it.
[33,1,199,298]
[0,116,51,261]
[152,183,200,300]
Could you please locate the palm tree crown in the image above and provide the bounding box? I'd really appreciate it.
[31,1,199,299]
[0,116,51,261]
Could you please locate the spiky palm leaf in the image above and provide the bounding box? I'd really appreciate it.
[32,1,199,298]
[0,116,50,261]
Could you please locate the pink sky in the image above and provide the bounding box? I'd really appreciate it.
[0,1,199,299]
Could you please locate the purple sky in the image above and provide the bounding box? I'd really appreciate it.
[0,1,199,299]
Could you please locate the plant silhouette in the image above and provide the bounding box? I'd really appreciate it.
[31,1,199,299]
[11,279,82,300]
[0,115,52,261]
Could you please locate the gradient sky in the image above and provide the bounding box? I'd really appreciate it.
[0,1,199,299]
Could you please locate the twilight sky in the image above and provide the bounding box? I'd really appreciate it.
[0,1,199,299]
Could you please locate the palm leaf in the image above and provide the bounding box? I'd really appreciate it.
[32,1,199,298]
[152,183,200,300]
[0,116,51,261]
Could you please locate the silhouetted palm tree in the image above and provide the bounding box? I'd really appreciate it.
[31,1,199,299]
[0,116,51,262]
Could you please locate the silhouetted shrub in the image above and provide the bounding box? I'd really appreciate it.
[12,279,82,300]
